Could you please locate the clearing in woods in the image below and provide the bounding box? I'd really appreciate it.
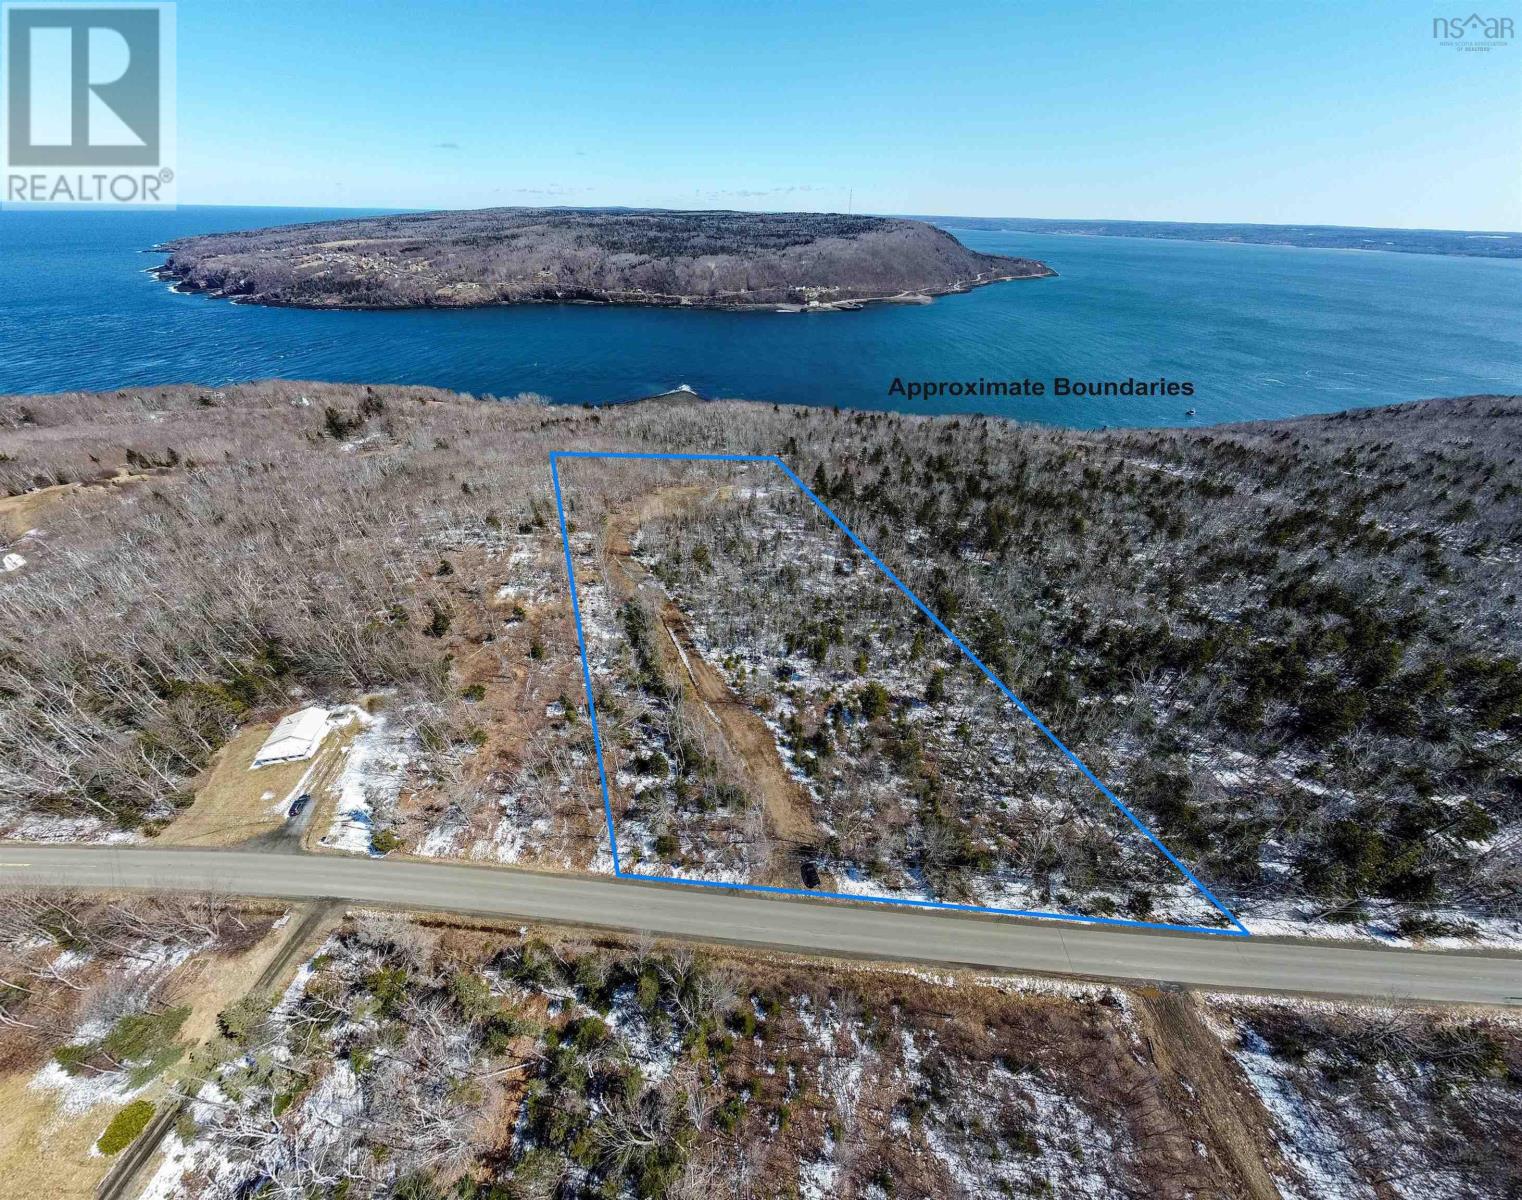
[551,451,1248,937]
[158,716,357,849]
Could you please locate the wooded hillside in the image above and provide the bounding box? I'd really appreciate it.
[2,384,1517,937]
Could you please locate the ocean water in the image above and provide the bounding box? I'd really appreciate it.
[0,206,1517,427]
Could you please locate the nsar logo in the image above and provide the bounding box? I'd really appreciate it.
[1432,12,1514,51]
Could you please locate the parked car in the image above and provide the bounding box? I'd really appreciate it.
[288,793,312,818]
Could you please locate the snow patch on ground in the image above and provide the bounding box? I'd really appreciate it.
[137,1083,244,1200]
[601,985,680,1084]
[468,812,555,865]
[298,1060,365,1151]
[136,1131,198,1200]
[418,817,466,857]
[28,1058,153,1116]
[0,808,138,844]
[1229,1027,1372,1199]
[922,1058,1129,1199]
[1240,899,1522,949]
[323,711,411,854]
[798,1142,840,1200]
[797,996,868,1115]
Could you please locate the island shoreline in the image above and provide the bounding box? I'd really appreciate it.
[148,256,1057,313]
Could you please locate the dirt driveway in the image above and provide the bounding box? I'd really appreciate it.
[602,486,820,881]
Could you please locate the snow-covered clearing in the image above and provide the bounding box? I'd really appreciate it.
[322,711,412,854]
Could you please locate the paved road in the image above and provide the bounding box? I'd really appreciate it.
[3,845,1519,1006]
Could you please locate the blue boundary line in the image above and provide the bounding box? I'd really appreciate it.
[550,454,622,875]
[550,450,1250,938]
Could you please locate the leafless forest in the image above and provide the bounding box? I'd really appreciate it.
[2,891,1517,1199]
[1,384,1519,935]
[558,455,1223,924]
[1213,993,1522,1196]
[0,890,273,1078]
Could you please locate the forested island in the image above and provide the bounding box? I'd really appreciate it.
[152,208,1054,310]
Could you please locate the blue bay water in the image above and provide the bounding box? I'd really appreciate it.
[0,206,1517,427]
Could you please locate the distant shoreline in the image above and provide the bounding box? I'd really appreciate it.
[7,207,1512,418]
[941,225,1522,263]
[920,217,1522,261]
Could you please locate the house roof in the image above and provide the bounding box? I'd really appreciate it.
[252,705,329,767]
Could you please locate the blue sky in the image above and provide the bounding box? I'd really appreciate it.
[176,0,1521,229]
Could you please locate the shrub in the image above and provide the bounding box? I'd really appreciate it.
[636,969,661,1014]
[53,1042,91,1074]
[174,1107,199,1143]
[1395,912,1477,941]
[481,1009,534,1054]
[218,993,274,1044]
[366,965,411,1015]
[323,406,362,440]
[635,749,669,777]
[859,681,891,720]
[97,1099,156,1155]
[714,1094,745,1133]
[424,603,452,638]
[1296,676,1368,744]
[64,1006,194,1087]
[569,1015,611,1053]
[392,1172,447,1200]
[729,1007,758,1038]
[371,828,403,855]
[449,970,497,1022]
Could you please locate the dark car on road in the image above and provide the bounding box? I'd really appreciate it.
[288,793,312,818]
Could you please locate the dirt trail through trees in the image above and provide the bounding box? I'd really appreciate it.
[1135,990,1285,1200]
[602,488,820,877]
[0,470,153,538]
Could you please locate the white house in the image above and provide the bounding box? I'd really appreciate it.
[252,706,330,768]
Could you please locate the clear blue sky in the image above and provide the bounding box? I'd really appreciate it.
[176,0,1521,229]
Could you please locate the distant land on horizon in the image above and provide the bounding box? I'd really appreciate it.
[152,208,1053,311]
[913,216,1522,259]
[139,204,1522,263]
